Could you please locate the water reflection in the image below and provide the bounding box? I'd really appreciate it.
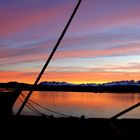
[14,91,140,118]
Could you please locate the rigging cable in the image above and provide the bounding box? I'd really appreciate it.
[21,93,78,118]
[18,97,43,116]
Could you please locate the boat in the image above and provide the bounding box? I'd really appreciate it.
[0,89,21,116]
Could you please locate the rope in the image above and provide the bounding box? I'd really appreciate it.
[21,93,78,118]
[19,97,41,115]
[19,96,48,116]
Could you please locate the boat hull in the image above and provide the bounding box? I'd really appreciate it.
[0,90,21,115]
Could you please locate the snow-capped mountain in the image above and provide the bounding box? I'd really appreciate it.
[39,80,140,87]
[39,81,76,86]
[102,80,140,87]
[1,80,140,92]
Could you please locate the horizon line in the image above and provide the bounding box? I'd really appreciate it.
[1,79,139,85]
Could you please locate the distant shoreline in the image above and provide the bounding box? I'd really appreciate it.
[1,81,140,93]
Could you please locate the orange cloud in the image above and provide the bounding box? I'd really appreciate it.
[0,71,37,84]
[0,71,140,84]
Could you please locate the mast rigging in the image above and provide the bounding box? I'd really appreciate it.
[16,0,82,115]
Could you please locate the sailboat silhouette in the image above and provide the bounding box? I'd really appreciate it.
[0,89,21,115]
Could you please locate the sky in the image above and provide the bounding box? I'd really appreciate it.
[1,0,140,84]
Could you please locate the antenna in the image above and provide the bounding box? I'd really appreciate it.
[16,0,82,115]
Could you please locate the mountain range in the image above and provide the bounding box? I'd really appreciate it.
[39,80,140,87]
[1,80,140,93]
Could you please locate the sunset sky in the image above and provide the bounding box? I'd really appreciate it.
[1,0,140,84]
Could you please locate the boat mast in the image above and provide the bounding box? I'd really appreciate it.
[16,0,82,115]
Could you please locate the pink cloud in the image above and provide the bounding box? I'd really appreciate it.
[55,43,140,58]
[1,42,140,65]
[48,63,140,73]
[68,4,140,33]
[0,3,72,36]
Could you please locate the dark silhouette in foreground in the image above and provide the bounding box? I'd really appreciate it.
[0,89,21,115]
[1,115,140,138]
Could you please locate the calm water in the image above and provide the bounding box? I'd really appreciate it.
[14,91,140,118]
